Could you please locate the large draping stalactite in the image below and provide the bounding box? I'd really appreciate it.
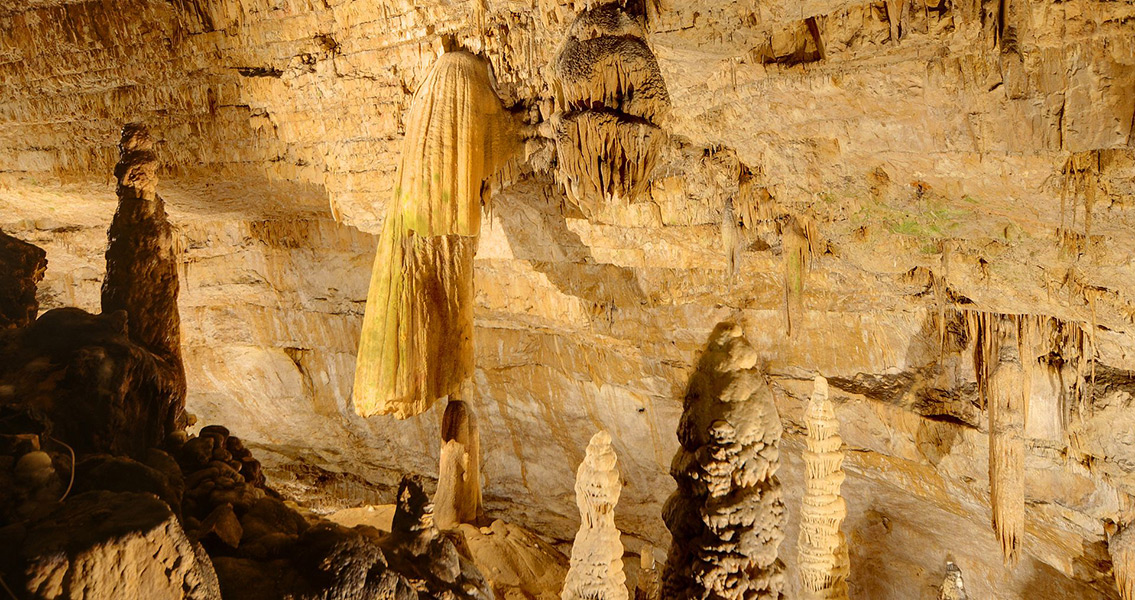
[353,51,521,419]
[562,430,627,600]
[434,399,483,529]
[548,3,669,217]
[1110,518,1135,600]
[986,317,1028,566]
[662,323,787,600]
[798,376,850,600]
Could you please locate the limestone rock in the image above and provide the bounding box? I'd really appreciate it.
[0,231,46,329]
[662,322,787,600]
[435,399,483,529]
[562,430,626,600]
[797,376,850,600]
[11,490,220,600]
[353,51,521,419]
[458,519,569,600]
[939,561,968,600]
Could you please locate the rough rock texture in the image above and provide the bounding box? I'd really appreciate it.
[2,0,1135,597]
[0,231,46,329]
[457,519,570,599]
[662,323,787,600]
[939,561,969,600]
[797,376,850,600]
[435,399,483,529]
[6,490,221,600]
[562,430,626,600]
[353,50,522,419]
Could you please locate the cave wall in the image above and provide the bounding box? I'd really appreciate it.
[2,0,1134,598]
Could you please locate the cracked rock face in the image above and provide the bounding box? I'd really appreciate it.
[1,0,1134,598]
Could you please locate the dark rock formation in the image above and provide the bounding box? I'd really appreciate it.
[0,231,46,329]
[662,323,787,600]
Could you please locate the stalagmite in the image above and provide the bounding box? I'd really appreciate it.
[635,545,660,600]
[988,317,1027,566]
[549,3,669,215]
[939,561,968,600]
[101,122,187,435]
[662,322,787,600]
[798,376,850,600]
[434,399,482,529]
[562,430,627,600]
[353,51,522,419]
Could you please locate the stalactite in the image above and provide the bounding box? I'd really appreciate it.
[1109,520,1135,600]
[562,430,627,600]
[634,544,660,600]
[988,317,1027,566]
[353,51,521,419]
[939,561,969,600]
[662,322,786,600]
[549,3,669,216]
[798,376,850,600]
[101,122,187,434]
[784,214,819,336]
[434,399,482,529]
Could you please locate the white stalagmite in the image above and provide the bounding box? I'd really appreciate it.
[988,318,1027,566]
[434,399,482,529]
[353,51,521,419]
[798,376,850,600]
[562,430,627,600]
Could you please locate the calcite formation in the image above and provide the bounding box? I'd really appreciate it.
[562,430,626,600]
[634,546,660,600]
[797,376,850,600]
[1112,520,1135,600]
[549,3,668,215]
[353,50,521,419]
[939,561,969,600]
[662,323,786,600]
[434,399,482,529]
[0,231,46,329]
[987,319,1027,567]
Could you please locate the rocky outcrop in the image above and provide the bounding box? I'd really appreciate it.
[434,399,482,529]
[662,323,787,600]
[549,3,668,215]
[6,490,220,600]
[939,561,968,600]
[797,376,850,600]
[458,519,569,599]
[353,50,522,419]
[562,430,626,600]
[0,231,46,329]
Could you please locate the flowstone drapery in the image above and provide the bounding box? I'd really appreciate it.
[662,323,787,600]
[353,51,521,419]
[562,430,626,600]
[798,376,850,600]
[987,320,1027,567]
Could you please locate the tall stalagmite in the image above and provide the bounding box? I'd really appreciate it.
[101,122,187,434]
[797,376,850,600]
[988,318,1027,566]
[562,430,627,600]
[434,399,482,529]
[353,51,521,419]
[662,322,787,599]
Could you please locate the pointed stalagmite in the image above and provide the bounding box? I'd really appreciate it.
[939,561,968,600]
[988,318,1027,566]
[353,51,521,419]
[662,322,787,600]
[798,376,850,600]
[434,399,482,529]
[562,430,627,600]
[101,122,187,434]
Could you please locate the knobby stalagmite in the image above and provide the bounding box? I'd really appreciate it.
[434,399,482,529]
[988,318,1027,567]
[353,51,521,419]
[562,430,626,600]
[798,376,850,600]
[662,322,787,600]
